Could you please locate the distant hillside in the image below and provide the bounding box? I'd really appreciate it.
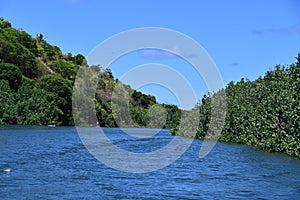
[0,18,181,128]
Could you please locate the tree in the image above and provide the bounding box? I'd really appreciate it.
[73,54,86,66]
[0,63,23,91]
[50,59,79,80]
[0,28,38,78]
[104,67,114,79]
[0,18,11,28]
[39,75,73,125]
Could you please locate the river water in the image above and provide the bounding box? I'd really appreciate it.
[1,126,300,199]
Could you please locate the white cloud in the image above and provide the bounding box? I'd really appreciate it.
[138,47,197,60]
[253,23,300,36]
[288,24,300,34]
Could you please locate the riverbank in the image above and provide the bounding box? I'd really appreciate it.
[176,56,300,157]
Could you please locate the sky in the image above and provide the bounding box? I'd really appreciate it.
[1,0,299,109]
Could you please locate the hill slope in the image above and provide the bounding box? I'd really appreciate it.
[0,18,180,127]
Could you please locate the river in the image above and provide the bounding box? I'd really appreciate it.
[1,126,300,199]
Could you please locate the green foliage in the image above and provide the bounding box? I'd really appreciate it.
[0,79,61,125]
[0,19,85,126]
[0,18,11,28]
[195,95,212,139]
[50,59,79,80]
[102,67,113,79]
[162,104,181,133]
[94,99,116,127]
[184,56,300,157]
[130,91,156,108]
[73,54,86,66]
[41,42,63,61]
[39,75,73,125]
[0,27,38,78]
[0,80,11,125]
[0,63,23,91]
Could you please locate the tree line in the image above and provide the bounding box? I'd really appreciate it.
[180,55,299,157]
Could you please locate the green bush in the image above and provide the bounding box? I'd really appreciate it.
[0,63,23,91]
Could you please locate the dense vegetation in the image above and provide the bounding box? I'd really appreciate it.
[0,18,299,157]
[0,18,180,128]
[183,56,300,157]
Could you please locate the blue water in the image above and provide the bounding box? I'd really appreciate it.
[1,126,300,199]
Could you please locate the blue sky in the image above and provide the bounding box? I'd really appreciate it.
[1,0,299,108]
